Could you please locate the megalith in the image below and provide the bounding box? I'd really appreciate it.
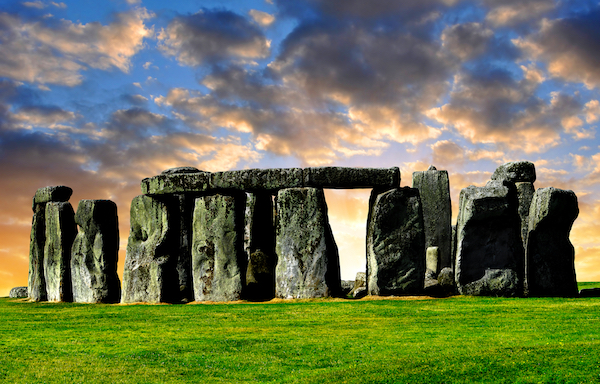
[367,187,425,296]
[71,200,121,303]
[526,187,579,297]
[516,182,535,246]
[412,166,452,272]
[9,286,28,298]
[192,193,246,302]
[455,181,524,296]
[122,195,178,303]
[44,201,77,302]
[275,187,341,299]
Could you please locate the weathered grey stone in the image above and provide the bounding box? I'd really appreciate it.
[460,269,520,297]
[32,186,72,209]
[516,182,535,246]
[349,272,366,297]
[141,172,211,195]
[211,168,304,192]
[367,187,425,296]
[341,280,354,296]
[192,193,246,302]
[166,194,195,303]
[437,267,455,293]
[412,168,452,271]
[122,195,178,303]
[275,188,341,299]
[9,286,28,298]
[451,224,457,270]
[245,250,276,301]
[579,288,600,298]
[455,181,524,296]
[353,287,367,299]
[426,247,439,274]
[303,167,400,189]
[71,200,121,303]
[28,204,47,301]
[44,202,77,302]
[491,161,536,183]
[161,166,201,175]
[526,187,578,297]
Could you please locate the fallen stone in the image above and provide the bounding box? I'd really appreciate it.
[303,167,400,189]
[275,188,341,299]
[367,187,425,296]
[412,167,452,271]
[516,182,535,246]
[352,286,367,299]
[211,168,304,192]
[71,200,121,303]
[491,161,536,183]
[579,288,600,298]
[192,193,246,302]
[455,181,524,296]
[28,204,47,302]
[44,202,77,302]
[32,186,72,208]
[245,250,276,301]
[122,195,179,303]
[460,269,520,297]
[9,286,28,298]
[141,171,211,195]
[526,187,579,297]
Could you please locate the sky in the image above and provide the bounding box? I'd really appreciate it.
[1,0,600,297]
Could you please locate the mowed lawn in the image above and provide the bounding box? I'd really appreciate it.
[1,289,600,383]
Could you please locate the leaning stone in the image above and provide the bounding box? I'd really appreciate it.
[245,250,276,301]
[526,187,579,297]
[9,286,28,298]
[141,172,211,195]
[491,161,536,183]
[161,166,201,175]
[122,195,179,303]
[44,202,77,302]
[71,200,121,303]
[516,182,535,246]
[303,167,400,189]
[211,168,304,192]
[460,269,520,297]
[28,204,47,301]
[579,288,600,298]
[412,167,452,271]
[192,193,246,302]
[32,186,72,208]
[367,187,425,296]
[455,181,524,296]
[275,188,341,299]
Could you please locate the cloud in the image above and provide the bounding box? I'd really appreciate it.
[0,8,153,86]
[442,22,493,60]
[249,9,275,27]
[485,0,556,27]
[514,8,600,88]
[158,9,270,66]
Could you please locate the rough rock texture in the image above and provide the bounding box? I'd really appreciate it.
[167,194,195,303]
[245,250,276,301]
[28,204,47,301]
[141,172,211,195]
[304,167,400,189]
[491,161,536,183]
[192,193,246,302]
[526,187,579,297]
[275,188,341,299]
[44,202,77,302]
[341,280,354,296]
[349,272,366,298]
[426,247,439,274]
[161,166,201,175]
[367,187,425,296]
[70,200,121,303]
[412,167,452,271]
[9,286,28,298]
[455,181,524,296]
[122,195,178,303]
[437,267,455,294]
[460,269,520,297]
[516,182,535,246]
[32,186,72,207]
[211,168,305,192]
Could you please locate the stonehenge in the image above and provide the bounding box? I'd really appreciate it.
[25,161,582,303]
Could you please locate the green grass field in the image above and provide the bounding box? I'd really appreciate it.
[1,286,600,383]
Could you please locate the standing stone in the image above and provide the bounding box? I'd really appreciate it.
[28,203,47,301]
[412,166,452,272]
[455,181,524,297]
[170,194,195,303]
[491,161,536,183]
[275,188,341,299]
[192,193,246,302]
[367,187,425,296]
[44,202,77,302]
[526,187,579,297]
[71,200,121,303]
[122,195,178,303]
[516,182,535,247]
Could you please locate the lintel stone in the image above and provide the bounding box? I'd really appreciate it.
[303,167,400,189]
[211,168,304,191]
[141,172,211,195]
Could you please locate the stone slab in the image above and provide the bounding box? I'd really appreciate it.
[211,168,304,191]
[141,172,211,195]
[32,186,72,210]
[303,167,400,189]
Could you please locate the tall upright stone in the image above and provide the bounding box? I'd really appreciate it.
[28,203,47,301]
[275,188,341,299]
[526,187,579,297]
[122,195,178,303]
[367,187,425,296]
[412,166,452,272]
[44,202,77,302]
[192,193,246,302]
[455,181,524,296]
[516,182,535,246]
[71,200,121,303]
